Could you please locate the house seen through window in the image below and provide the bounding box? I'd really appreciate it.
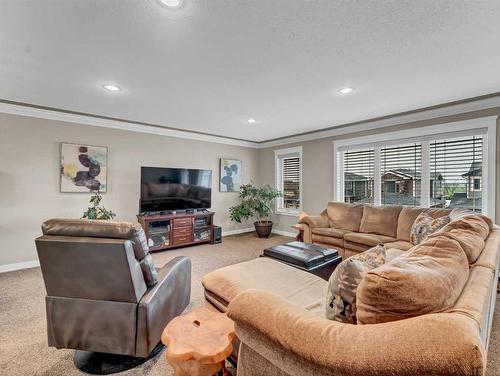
[340,134,485,213]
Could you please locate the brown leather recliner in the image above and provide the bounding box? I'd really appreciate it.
[35,218,191,358]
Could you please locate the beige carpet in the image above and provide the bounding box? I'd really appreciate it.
[0,233,499,375]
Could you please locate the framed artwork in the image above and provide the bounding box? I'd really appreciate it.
[60,143,108,193]
[219,158,242,192]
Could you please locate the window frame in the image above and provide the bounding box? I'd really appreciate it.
[333,117,497,218]
[275,146,303,216]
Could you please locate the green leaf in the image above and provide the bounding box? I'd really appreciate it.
[229,182,282,224]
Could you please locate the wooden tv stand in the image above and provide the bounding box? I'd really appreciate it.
[137,211,215,252]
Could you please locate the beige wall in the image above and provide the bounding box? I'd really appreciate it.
[260,108,500,233]
[2,107,500,267]
[0,113,259,266]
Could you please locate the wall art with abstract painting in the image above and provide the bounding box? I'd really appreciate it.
[60,143,108,192]
[220,158,242,192]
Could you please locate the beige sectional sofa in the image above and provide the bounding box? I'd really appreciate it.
[202,203,500,376]
[301,202,451,258]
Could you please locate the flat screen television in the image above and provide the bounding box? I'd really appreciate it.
[140,167,212,212]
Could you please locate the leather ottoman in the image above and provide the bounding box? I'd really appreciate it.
[262,241,342,280]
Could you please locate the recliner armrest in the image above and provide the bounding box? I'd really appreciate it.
[136,256,191,357]
[227,289,485,376]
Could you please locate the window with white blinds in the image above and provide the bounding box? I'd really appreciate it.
[275,147,302,214]
[344,148,374,204]
[334,120,495,216]
[380,143,421,207]
[430,135,483,212]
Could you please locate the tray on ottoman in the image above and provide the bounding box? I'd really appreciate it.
[263,241,341,280]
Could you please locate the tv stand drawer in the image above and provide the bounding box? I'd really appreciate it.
[173,218,192,228]
[173,234,192,245]
[173,227,191,237]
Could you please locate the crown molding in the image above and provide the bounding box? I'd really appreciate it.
[0,101,259,148]
[1,94,499,149]
[257,94,500,148]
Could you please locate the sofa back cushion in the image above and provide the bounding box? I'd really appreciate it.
[359,205,402,237]
[435,214,492,264]
[326,202,364,232]
[396,207,451,241]
[356,235,469,324]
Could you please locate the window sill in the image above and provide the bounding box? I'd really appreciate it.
[276,210,300,217]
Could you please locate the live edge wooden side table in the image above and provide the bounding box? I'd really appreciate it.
[161,307,236,376]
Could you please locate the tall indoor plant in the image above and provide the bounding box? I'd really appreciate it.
[229,183,282,238]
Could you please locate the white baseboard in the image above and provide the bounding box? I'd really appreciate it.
[222,227,255,236]
[0,260,40,274]
[272,229,297,238]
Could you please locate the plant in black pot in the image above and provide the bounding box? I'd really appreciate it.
[229,183,282,238]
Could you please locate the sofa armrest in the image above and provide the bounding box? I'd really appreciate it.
[136,256,191,357]
[227,290,486,376]
[299,211,328,243]
[299,211,329,229]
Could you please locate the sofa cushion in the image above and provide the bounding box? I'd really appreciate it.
[311,234,343,247]
[385,248,406,262]
[326,202,364,232]
[409,212,450,245]
[396,207,427,241]
[432,214,492,264]
[356,235,470,325]
[359,205,402,237]
[396,207,452,241]
[385,240,413,251]
[343,241,371,254]
[312,227,349,238]
[326,244,386,323]
[202,257,327,315]
[343,232,396,247]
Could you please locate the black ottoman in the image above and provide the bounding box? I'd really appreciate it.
[262,241,342,281]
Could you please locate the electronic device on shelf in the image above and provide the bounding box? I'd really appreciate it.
[146,220,170,249]
[194,217,209,227]
[212,226,222,244]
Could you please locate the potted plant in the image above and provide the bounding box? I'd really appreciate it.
[229,183,282,238]
[82,190,116,220]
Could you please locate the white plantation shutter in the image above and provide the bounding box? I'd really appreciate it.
[335,125,491,215]
[275,147,302,213]
[343,148,374,203]
[430,135,483,212]
[282,157,301,210]
[380,143,421,206]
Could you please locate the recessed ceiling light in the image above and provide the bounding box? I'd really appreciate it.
[247,118,256,124]
[102,84,122,92]
[338,87,354,95]
[158,0,183,8]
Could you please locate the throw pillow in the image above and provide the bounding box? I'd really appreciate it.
[409,212,450,245]
[326,244,386,324]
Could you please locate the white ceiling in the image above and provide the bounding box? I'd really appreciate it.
[1,1,500,142]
